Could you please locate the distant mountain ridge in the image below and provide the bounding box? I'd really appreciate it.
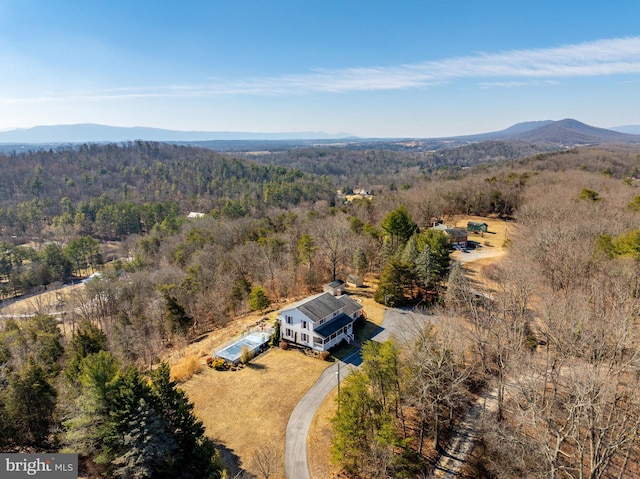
[0,119,639,146]
[0,123,355,143]
[450,119,640,145]
[610,125,640,135]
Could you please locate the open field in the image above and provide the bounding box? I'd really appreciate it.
[0,283,85,316]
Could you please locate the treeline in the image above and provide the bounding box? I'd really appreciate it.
[238,140,556,183]
[512,144,640,179]
[0,142,335,241]
[40,199,448,367]
[0,236,98,299]
[0,195,181,242]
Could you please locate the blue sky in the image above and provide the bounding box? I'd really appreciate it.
[1,0,640,137]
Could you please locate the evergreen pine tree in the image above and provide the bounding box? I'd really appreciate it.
[149,362,222,478]
[415,244,437,289]
[112,398,179,479]
[5,358,57,446]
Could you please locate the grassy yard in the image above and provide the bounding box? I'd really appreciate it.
[180,348,329,479]
[178,285,388,478]
[447,214,512,250]
[177,282,388,478]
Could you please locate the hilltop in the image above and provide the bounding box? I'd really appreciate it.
[448,118,640,145]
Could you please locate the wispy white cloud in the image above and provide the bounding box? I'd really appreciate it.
[478,80,560,89]
[2,36,640,103]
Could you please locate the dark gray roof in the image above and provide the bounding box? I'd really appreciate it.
[298,293,345,322]
[326,280,345,288]
[281,292,363,323]
[445,228,467,238]
[337,295,362,316]
[314,313,355,338]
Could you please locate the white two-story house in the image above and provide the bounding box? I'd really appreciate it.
[278,292,363,352]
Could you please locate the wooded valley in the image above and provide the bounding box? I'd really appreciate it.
[0,139,639,478]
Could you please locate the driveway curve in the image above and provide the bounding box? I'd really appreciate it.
[284,308,433,479]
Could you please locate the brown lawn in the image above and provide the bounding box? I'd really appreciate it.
[180,348,329,479]
[0,283,85,316]
[178,287,387,478]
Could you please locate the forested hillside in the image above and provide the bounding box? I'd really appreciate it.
[238,140,558,183]
[1,138,639,478]
[0,142,335,241]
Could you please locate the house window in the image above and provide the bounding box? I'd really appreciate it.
[302,320,307,329]
[301,333,308,343]
[286,315,292,324]
[285,328,293,337]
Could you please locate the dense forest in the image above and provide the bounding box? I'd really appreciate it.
[0,139,639,478]
[0,142,335,241]
[235,139,559,183]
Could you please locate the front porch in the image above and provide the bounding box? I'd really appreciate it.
[312,314,355,351]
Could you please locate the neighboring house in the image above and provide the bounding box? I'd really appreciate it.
[278,292,363,352]
[446,228,468,246]
[323,280,345,296]
[346,274,364,287]
[467,221,488,233]
[187,211,205,219]
[430,224,468,247]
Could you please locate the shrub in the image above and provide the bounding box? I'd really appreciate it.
[319,351,331,361]
[240,345,255,364]
[579,187,600,201]
[211,358,227,370]
[205,356,213,367]
[525,334,539,351]
[170,355,201,383]
[270,320,281,347]
[279,341,289,350]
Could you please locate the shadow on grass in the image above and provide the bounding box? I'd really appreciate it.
[355,319,384,342]
[332,343,359,362]
[211,441,249,478]
[330,319,384,366]
[246,362,267,370]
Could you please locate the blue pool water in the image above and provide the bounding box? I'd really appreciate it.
[216,332,270,364]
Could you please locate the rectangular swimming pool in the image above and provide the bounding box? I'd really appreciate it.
[216,331,271,364]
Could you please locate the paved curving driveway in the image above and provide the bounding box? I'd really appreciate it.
[284,308,433,479]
